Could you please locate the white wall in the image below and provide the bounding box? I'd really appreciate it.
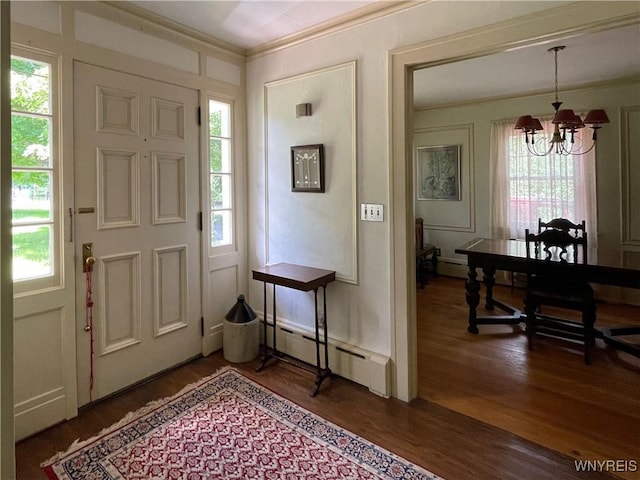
[246,1,566,359]
[264,62,357,285]
[414,79,640,260]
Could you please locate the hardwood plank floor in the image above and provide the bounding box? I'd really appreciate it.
[16,275,639,479]
[417,275,640,480]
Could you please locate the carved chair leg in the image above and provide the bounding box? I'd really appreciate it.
[524,299,536,351]
[583,307,596,365]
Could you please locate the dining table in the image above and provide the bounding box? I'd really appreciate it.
[455,238,640,357]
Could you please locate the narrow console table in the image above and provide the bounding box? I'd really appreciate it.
[252,262,336,396]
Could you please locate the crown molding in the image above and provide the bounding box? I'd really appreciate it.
[414,75,640,112]
[102,0,247,57]
[103,1,422,60]
[247,1,424,58]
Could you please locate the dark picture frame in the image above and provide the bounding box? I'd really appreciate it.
[416,144,461,201]
[291,144,325,192]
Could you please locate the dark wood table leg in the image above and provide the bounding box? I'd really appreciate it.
[466,266,523,331]
[272,283,277,352]
[256,281,269,372]
[311,286,332,397]
[465,265,481,334]
[257,283,282,372]
[482,267,496,310]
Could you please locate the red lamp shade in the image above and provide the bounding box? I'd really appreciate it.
[514,115,534,130]
[583,109,610,125]
[532,118,543,131]
[569,114,585,129]
[552,109,580,125]
[514,115,542,131]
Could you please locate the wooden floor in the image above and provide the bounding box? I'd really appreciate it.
[16,275,640,479]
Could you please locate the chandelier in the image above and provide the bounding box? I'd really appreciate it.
[514,46,609,156]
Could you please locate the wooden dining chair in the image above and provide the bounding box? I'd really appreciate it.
[524,224,596,364]
[415,218,437,288]
[539,217,586,240]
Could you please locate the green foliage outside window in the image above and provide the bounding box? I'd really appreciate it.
[11,55,54,279]
[209,100,232,248]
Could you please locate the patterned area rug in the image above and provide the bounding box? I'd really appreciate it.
[43,367,443,480]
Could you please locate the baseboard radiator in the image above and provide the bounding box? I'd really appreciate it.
[437,257,469,278]
[255,313,391,398]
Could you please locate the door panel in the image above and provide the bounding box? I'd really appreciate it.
[74,62,201,406]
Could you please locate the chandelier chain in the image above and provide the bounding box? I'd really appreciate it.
[554,48,559,104]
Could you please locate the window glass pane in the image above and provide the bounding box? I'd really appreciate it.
[11,53,56,285]
[12,114,51,167]
[12,171,52,223]
[211,210,232,247]
[209,138,231,173]
[209,100,230,137]
[208,98,232,250]
[11,57,50,114]
[210,174,232,210]
[13,224,53,280]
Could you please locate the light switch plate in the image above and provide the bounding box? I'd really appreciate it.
[361,203,384,222]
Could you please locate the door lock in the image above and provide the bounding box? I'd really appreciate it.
[82,243,95,273]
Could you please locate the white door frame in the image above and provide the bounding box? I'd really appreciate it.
[389,2,640,401]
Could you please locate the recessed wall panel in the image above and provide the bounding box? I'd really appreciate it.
[14,308,64,404]
[74,11,199,74]
[97,87,138,135]
[413,124,475,232]
[264,62,358,283]
[621,106,640,246]
[152,97,184,141]
[206,56,242,86]
[152,153,186,224]
[99,253,141,354]
[97,148,140,229]
[154,246,188,336]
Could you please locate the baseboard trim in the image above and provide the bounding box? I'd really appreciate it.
[14,388,67,441]
[255,314,391,398]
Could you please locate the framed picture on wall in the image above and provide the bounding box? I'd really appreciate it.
[416,144,461,201]
[291,144,325,192]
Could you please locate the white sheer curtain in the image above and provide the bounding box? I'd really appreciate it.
[490,116,598,246]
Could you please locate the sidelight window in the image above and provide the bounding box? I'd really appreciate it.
[208,98,233,248]
[11,53,59,287]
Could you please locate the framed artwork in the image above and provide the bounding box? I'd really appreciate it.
[291,144,325,192]
[416,144,461,201]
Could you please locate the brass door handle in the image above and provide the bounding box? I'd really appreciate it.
[82,243,95,273]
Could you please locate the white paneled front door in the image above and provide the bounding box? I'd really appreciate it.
[73,62,201,406]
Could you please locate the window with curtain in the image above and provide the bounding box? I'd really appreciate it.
[490,116,598,245]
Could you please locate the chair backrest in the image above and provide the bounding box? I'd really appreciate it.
[538,218,586,239]
[525,226,588,267]
[536,218,587,264]
[415,218,424,252]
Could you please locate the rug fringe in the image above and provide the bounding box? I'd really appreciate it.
[41,365,237,467]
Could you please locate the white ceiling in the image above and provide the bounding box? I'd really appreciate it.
[413,23,640,109]
[129,0,384,49]
[124,1,640,107]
